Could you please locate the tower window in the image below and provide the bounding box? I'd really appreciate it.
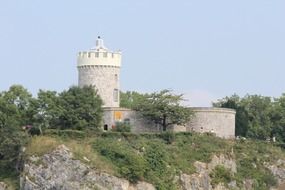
[113,89,119,102]
[103,52,108,58]
[115,74,118,81]
[95,52,99,57]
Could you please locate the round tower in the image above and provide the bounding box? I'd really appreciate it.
[77,37,122,107]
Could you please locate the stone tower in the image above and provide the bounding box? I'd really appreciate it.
[77,37,122,107]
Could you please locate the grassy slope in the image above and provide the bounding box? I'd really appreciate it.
[22,130,285,190]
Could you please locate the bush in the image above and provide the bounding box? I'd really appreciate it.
[159,131,175,144]
[28,126,41,136]
[93,139,146,183]
[112,122,131,132]
[44,129,86,139]
[210,165,233,187]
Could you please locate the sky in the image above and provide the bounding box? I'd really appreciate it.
[0,0,284,106]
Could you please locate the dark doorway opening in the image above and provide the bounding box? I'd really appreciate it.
[104,124,108,131]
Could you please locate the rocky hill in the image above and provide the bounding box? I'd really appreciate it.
[1,131,285,190]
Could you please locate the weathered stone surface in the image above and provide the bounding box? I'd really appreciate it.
[0,182,7,190]
[265,159,285,190]
[186,107,236,139]
[179,154,237,190]
[266,159,285,184]
[208,154,237,173]
[21,145,155,190]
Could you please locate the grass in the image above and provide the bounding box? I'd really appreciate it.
[0,174,19,190]
[23,130,285,190]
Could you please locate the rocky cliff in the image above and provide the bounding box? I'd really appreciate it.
[20,144,285,190]
[21,145,155,190]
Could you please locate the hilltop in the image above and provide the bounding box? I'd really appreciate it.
[2,131,284,190]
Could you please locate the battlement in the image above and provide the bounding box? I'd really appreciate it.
[77,51,121,67]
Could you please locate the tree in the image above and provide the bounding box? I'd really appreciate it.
[0,85,35,128]
[214,94,274,139]
[134,90,193,131]
[0,85,29,178]
[213,94,249,137]
[120,91,145,109]
[34,90,62,130]
[270,94,285,142]
[241,95,273,140]
[57,86,103,130]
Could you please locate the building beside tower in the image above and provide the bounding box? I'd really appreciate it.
[77,37,236,139]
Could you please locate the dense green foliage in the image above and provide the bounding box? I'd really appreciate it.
[210,165,233,187]
[92,132,231,189]
[0,85,102,189]
[214,94,285,143]
[111,122,131,132]
[121,90,193,131]
[36,86,103,130]
[234,140,278,189]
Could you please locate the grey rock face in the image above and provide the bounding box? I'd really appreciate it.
[0,182,7,190]
[179,155,237,190]
[266,159,285,190]
[21,145,155,190]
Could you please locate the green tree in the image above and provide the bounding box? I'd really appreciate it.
[0,86,29,183]
[214,94,274,139]
[0,85,35,127]
[57,86,103,130]
[34,90,62,130]
[134,90,193,131]
[241,95,273,140]
[213,94,249,137]
[270,94,285,142]
[120,91,145,109]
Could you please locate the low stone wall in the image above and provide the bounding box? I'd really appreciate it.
[186,107,236,139]
[103,107,236,139]
[103,107,160,133]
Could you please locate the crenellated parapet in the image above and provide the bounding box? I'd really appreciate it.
[77,51,121,67]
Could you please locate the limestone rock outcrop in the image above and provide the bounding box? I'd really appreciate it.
[266,159,285,190]
[21,145,155,190]
[0,182,7,190]
[20,144,285,190]
[179,154,237,190]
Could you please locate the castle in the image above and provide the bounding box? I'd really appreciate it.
[77,37,236,139]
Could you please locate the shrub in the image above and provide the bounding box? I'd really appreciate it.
[93,139,146,183]
[44,129,86,139]
[112,122,131,132]
[159,131,175,144]
[210,165,233,187]
[28,126,41,136]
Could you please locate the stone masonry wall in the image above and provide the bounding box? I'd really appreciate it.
[78,65,120,107]
[103,107,236,139]
[186,107,236,139]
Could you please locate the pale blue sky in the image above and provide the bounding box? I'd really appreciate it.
[0,1,284,106]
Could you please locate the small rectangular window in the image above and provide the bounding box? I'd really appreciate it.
[95,52,99,57]
[113,89,119,102]
[104,52,108,58]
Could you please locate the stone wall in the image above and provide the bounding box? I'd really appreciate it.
[103,107,160,133]
[103,107,236,139]
[186,107,236,139]
[78,65,120,107]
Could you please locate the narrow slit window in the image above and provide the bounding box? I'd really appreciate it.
[113,89,119,102]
